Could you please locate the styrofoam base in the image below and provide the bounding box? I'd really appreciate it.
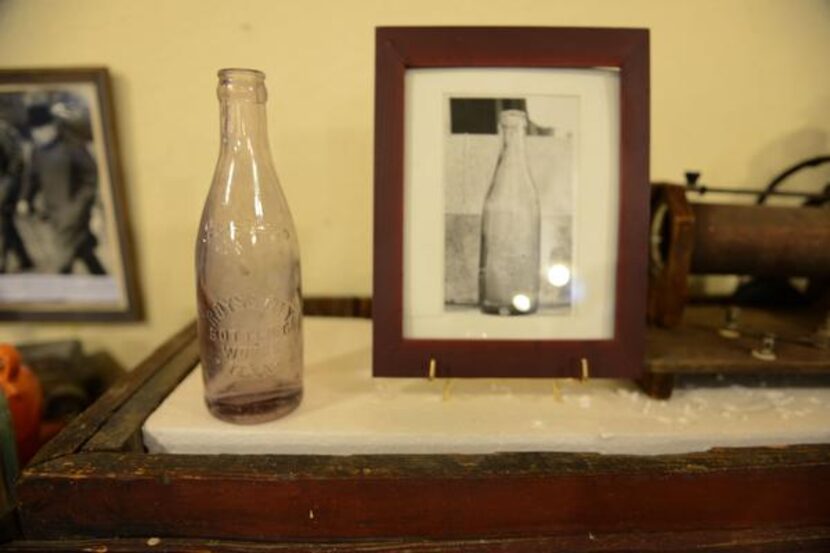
[143,318,830,456]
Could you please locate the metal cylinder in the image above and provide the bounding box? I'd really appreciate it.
[690,203,830,276]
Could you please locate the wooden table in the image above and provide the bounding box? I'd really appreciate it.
[3,298,830,552]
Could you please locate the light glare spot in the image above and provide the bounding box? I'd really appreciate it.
[512,294,532,312]
[547,263,571,287]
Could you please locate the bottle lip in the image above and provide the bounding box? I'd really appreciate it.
[218,68,266,81]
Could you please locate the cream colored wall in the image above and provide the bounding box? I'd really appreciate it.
[0,0,828,369]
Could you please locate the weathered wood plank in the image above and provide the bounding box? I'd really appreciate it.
[4,526,830,553]
[28,321,197,466]
[302,297,372,319]
[647,306,830,375]
[17,445,830,541]
[24,444,830,479]
[637,372,675,399]
[81,341,200,453]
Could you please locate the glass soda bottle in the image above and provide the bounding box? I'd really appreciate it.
[195,68,303,424]
[479,109,541,316]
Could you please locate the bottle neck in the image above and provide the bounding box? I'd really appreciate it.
[216,69,271,156]
[220,99,271,155]
[502,124,527,156]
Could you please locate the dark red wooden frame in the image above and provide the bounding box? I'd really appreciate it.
[373,27,650,378]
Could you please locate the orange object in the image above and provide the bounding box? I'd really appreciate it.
[0,344,43,465]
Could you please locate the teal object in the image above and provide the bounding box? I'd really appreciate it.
[0,392,18,494]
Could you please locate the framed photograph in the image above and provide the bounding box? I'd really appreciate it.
[373,27,649,378]
[0,67,141,321]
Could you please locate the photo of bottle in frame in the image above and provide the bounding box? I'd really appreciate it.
[444,96,576,318]
[373,27,649,378]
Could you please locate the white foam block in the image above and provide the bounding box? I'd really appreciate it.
[143,317,830,456]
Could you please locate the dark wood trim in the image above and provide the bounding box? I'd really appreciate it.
[4,526,830,552]
[372,30,407,376]
[647,183,695,328]
[96,67,144,322]
[0,67,114,85]
[17,444,830,541]
[27,442,830,480]
[18,445,830,540]
[373,27,650,378]
[637,371,675,399]
[302,297,372,319]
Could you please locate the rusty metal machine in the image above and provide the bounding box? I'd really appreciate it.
[643,161,830,398]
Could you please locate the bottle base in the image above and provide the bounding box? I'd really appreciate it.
[480,304,538,316]
[206,388,303,425]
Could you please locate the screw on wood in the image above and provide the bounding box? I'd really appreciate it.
[751,333,777,362]
[719,305,741,339]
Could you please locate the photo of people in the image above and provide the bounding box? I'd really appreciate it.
[0,72,138,319]
[0,92,109,276]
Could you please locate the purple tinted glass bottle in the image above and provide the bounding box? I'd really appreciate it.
[196,69,303,424]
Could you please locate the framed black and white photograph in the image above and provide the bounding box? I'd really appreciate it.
[444,94,577,318]
[0,68,141,321]
[374,27,650,378]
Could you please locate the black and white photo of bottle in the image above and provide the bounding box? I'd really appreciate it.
[478,109,541,316]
